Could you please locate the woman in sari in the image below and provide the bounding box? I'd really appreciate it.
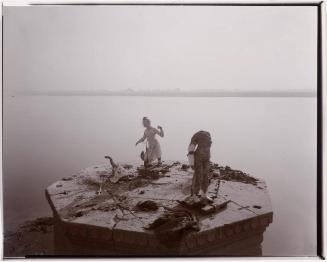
[135,117,164,166]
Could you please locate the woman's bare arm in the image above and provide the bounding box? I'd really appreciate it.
[136,133,146,145]
[157,126,164,137]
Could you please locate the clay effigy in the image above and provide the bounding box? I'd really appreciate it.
[45,161,273,256]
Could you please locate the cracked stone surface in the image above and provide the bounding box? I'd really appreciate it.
[46,161,273,256]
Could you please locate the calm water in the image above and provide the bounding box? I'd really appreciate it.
[3,96,317,256]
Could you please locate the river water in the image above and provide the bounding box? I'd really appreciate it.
[3,95,317,256]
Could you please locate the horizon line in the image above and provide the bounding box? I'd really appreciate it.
[8,90,317,98]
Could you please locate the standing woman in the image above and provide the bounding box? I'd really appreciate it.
[135,117,164,166]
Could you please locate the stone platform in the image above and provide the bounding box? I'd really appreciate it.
[45,161,273,256]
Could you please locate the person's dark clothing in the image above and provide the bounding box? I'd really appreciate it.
[190,131,212,195]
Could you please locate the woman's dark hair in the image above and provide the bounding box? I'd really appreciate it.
[143,117,150,122]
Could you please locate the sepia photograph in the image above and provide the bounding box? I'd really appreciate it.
[2,1,323,258]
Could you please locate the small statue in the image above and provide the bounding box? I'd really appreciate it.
[187,130,213,202]
[135,117,164,167]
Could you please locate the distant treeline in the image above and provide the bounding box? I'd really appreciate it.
[14,90,317,97]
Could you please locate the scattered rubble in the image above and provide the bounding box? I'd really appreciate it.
[178,196,207,209]
[62,177,73,181]
[73,211,84,218]
[181,164,190,170]
[123,164,133,169]
[59,161,259,223]
[145,207,199,247]
[178,196,231,216]
[210,164,258,185]
[128,178,150,190]
[134,200,159,212]
[42,160,272,256]
[200,200,231,215]
[138,167,165,179]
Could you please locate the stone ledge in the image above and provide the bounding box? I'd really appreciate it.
[46,161,273,256]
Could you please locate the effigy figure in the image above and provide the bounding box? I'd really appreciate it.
[187,130,213,202]
[135,117,164,166]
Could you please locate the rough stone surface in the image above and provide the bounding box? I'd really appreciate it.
[45,161,273,256]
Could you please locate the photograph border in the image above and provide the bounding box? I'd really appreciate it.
[1,1,325,259]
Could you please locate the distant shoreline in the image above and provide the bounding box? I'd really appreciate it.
[8,91,317,98]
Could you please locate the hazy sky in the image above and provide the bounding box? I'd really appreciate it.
[4,5,317,95]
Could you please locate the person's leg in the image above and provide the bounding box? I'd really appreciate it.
[155,140,162,165]
[144,147,153,167]
[201,159,212,201]
[198,160,205,196]
[191,154,202,197]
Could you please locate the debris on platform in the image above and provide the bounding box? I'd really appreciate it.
[181,164,190,170]
[145,207,200,247]
[214,165,258,185]
[134,200,159,212]
[44,160,273,256]
[200,200,231,215]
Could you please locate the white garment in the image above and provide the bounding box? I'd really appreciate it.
[144,127,162,162]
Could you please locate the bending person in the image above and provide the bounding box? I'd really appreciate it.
[187,130,212,202]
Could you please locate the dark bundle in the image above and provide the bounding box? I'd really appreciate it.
[134,200,159,212]
[146,208,199,247]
